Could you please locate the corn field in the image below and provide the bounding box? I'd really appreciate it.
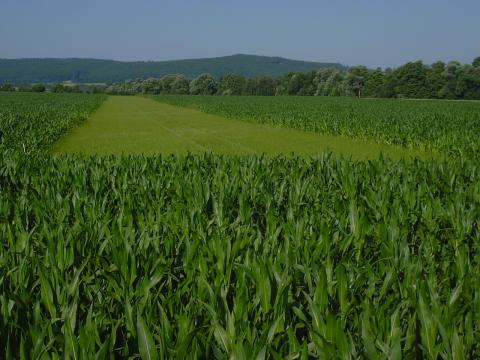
[0,92,106,156]
[1,93,480,358]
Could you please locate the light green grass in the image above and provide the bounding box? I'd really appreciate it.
[53,96,432,159]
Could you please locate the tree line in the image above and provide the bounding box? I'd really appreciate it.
[105,58,480,99]
[0,83,96,93]
[2,57,480,99]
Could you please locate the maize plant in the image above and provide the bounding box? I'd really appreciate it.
[0,92,479,358]
[0,92,105,157]
[1,154,480,358]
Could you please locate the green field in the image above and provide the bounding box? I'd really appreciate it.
[53,96,431,159]
[152,95,480,158]
[2,92,480,358]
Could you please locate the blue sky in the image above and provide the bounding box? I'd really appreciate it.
[0,0,479,68]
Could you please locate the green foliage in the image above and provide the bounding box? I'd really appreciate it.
[314,68,345,96]
[54,96,429,159]
[392,61,428,98]
[0,92,105,157]
[169,75,190,95]
[1,153,480,358]
[244,76,277,96]
[363,69,384,97]
[153,95,480,158]
[2,56,480,100]
[52,83,82,93]
[218,74,246,95]
[189,74,218,95]
[31,83,46,92]
[0,83,15,92]
[380,69,398,98]
[103,59,480,100]
[344,66,369,97]
[277,71,316,95]
[14,84,47,93]
[1,92,480,358]
[425,61,446,98]
[439,62,463,99]
[454,65,480,99]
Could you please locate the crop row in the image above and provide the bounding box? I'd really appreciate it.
[1,153,479,358]
[0,92,105,157]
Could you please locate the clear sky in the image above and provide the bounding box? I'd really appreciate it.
[1,0,479,68]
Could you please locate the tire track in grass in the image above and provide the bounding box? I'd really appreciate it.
[137,110,209,152]
[146,108,258,154]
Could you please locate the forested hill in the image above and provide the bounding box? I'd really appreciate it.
[0,55,345,84]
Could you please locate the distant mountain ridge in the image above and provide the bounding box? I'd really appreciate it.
[0,54,345,84]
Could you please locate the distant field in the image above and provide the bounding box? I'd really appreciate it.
[152,95,480,158]
[54,96,430,159]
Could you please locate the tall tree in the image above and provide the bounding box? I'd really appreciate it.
[380,68,398,98]
[170,75,190,94]
[393,61,428,98]
[159,75,177,94]
[364,69,384,97]
[297,71,316,95]
[344,66,369,98]
[425,61,446,98]
[454,65,480,99]
[280,71,316,95]
[314,68,345,96]
[31,83,46,92]
[245,76,276,96]
[439,61,462,99]
[218,74,246,95]
[142,78,162,94]
[189,74,218,95]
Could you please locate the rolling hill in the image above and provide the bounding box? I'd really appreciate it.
[0,54,345,84]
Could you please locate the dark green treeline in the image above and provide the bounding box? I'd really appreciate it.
[2,57,480,100]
